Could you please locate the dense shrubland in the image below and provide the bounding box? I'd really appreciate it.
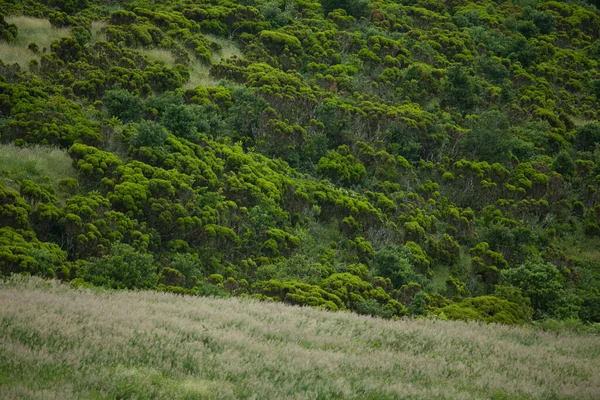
[0,0,599,325]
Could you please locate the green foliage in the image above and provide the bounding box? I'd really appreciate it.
[469,242,509,285]
[253,279,344,311]
[0,183,31,230]
[0,14,18,42]
[103,89,145,123]
[68,144,122,183]
[462,111,512,163]
[575,123,600,151]
[317,145,366,186]
[494,285,533,322]
[254,255,331,284]
[321,0,370,19]
[373,245,426,287]
[0,226,66,277]
[501,260,572,319]
[49,0,89,14]
[442,65,480,114]
[167,253,203,288]
[409,291,428,316]
[259,30,302,55]
[551,150,576,177]
[130,120,168,148]
[84,243,157,290]
[431,296,530,325]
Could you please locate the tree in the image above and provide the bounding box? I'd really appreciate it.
[575,123,600,151]
[0,14,18,42]
[373,245,429,288]
[161,104,201,142]
[130,120,168,148]
[500,261,568,319]
[317,145,366,186]
[462,110,512,163]
[103,89,144,123]
[320,0,370,18]
[442,65,480,114]
[550,150,575,177]
[84,243,157,289]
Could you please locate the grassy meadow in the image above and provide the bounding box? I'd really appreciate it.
[1,276,599,400]
[0,17,70,68]
[0,143,76,192]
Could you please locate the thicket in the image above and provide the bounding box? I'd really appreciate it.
[0,0,599,324]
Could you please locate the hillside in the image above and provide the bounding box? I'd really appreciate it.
[0,0,600,323]
[1,276,599,399]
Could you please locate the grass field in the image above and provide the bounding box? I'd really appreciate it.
[185,34,243,89]
[0,17,70,68]
[135,35,243,89]
[90,21,107,44]
[1,276,599,399]
[0,144,76,193]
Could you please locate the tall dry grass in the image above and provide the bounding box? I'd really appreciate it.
[184,34,243,89]
[90,20,107,44]
[5,16,70,50]
[0,144,76,191]
[1,276,599,399]
[205,33,244,64]
[185,62,221,89]
[0,42,36,68]
[139,48,177,67]
[0,17,70,69]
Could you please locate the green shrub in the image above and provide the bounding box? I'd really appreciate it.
[431,296,529,325]
[103,89,145,123]
[373,245,425,287]
[84,243,157,290]
[321,0,370,19]
[575,123,600,151]
[501,260,571,319]
[57,178,79,196]
[130,120,169,148]
[161,104,202,142]
[317,145,366,186]
[49,0,89,14]
[0,14,18,42]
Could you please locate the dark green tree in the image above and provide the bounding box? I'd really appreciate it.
[130,120,168,148]
[84,243,157,290]
[103,89,145,123]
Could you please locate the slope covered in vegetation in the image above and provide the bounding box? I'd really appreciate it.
[1,276,599,399]
[0,0,600,323]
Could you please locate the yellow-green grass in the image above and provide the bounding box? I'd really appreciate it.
[1,276,599,399]
[186,34,243,89]
[130,34,242,89]
[138,47,177,67]
[0,144,76,192]
[90,20,107,44]
[132,46,220,88]
[0,42,37,69]
[0,17,70,69]
[204,33,244,64]
[6,16,71,50]
[185,62,221,89]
